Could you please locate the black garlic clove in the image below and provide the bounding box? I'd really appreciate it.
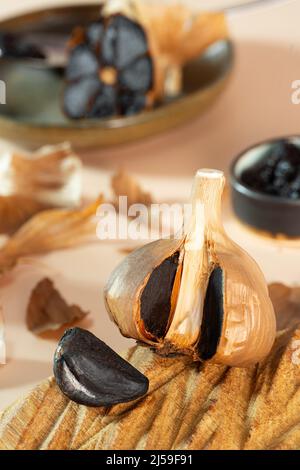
[53,327,149,407]
[0,32,45,59]
[119,92,146,116]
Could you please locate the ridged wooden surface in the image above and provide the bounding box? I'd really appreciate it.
[0,285,300,450]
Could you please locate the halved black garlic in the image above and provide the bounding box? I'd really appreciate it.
[0,32,45,59]
[54,327,149,407]
[105,169,276,367]
[63,0,228,119]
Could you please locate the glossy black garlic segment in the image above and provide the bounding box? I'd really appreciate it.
[241,140,300,200]
[54,327,149,407]
[63,14,153,119]
[140,252,180,339]
[197,267,224,360]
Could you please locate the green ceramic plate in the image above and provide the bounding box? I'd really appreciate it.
[0,5,234,149]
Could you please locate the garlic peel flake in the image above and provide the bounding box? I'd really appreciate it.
[0,196,103,275]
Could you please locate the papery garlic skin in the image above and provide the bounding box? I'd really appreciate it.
[105,169,276,367]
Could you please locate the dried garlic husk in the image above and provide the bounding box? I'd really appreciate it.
[63,0,227,118]
[0,196,102,275]
[0,143,82,233]
[105,169,276,367]
[0,307,5,365]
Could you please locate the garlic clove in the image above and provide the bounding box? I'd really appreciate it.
[0,306,6,365]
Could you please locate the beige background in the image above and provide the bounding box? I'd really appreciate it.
[0,0,300,409]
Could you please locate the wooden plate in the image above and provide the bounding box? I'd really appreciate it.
[0,5,234,149]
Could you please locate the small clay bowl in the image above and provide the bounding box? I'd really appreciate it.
[229,136,300,237]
